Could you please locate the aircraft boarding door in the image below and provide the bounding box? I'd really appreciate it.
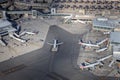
[32,10,37,19]
[51,8,56,14]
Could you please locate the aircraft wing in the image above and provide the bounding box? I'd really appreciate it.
[47,42,53,45]
[56,42,63,45]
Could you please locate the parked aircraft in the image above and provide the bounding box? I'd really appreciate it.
[95,47,107,53]
[14,31,36,37]
[47,39,63,51]
[78,39,99,48]
[0,19,25,46]
[79,55,112,70]
[96,55,112,62]
[0,19,36,46]
[79,61,102,70]
[63,14,73,23]
[71,19,86,24]
[96,38,108,45]
[103,31,111,35]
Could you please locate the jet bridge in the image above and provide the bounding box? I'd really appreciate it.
[4,9,71,19]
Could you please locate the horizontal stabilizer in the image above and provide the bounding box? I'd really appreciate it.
[56,42,63,45]
[47,42,54,45]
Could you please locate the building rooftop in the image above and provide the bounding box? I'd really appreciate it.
[93,18,119,29]
[110,32,120,44]
[0,19,11,28]
[0,19,16,35]
[113,45,120,60]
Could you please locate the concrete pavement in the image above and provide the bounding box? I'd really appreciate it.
[0,18,49,62]
[0,18,115,80]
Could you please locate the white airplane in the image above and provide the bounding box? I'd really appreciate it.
[71,19,86,24]
[96,38,108,45]
[63,14,73,23]
[78,40,99,48]
[79,61,103,70]
[14,31,36,37]
[47,39,63,51]
[0,19,26,46]
[103,31,111,35]
[95,47,107,53]
[0,19,36,46]
[79,55,112,70]
[9,32,26,43]
[96,55,112,62]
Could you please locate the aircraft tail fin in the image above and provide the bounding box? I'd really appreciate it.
[78,39,83,44]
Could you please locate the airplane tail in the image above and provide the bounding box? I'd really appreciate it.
[79,64,85,70]
[78,39,83,44]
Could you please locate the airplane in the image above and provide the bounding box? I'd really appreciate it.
[96,38,108,45]
[47,39,63,51]
[79,55,112,70]
[79,61,103,70]
[95,47,107,53]
[103,31,111,35]
[14,31,36,37]
[78,39,100,48]
[63,14,73,23]
[0,19,36,46]
[71,19,86,24]
[0,19,24,46]
[96,55,112,62]
[9,32,26,43]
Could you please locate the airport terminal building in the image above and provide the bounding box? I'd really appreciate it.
[110,32,120,60]
[92,18,120,32]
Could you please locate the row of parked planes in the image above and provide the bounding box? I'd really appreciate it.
[48,37,114,70]
[49,38,108,52]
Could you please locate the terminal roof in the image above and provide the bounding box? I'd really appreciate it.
[110,32,120,44]
[0,19,11,28]
[93,18,119,29]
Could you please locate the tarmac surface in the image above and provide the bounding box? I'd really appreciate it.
[0,19,115,80]
[0,18,49,62]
